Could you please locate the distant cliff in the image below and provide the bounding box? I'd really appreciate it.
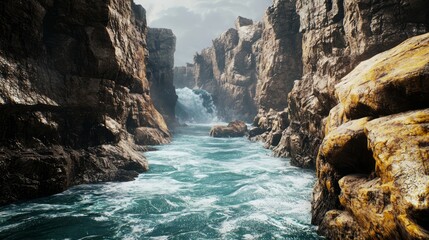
[147,28,178,127]
[0,0,174,205]
[179,17,263,122]
[173,64,195,89]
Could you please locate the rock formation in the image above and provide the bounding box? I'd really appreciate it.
[282,0,429,168]
[0,0,172,205]
[251,0,429,168]
[210,120,248,138]
[147,28,178,127]
[314,33,429,239]
[173,64,195,89]
[191,17,263,122]
[256,0,302,111]
[243,0,429,238]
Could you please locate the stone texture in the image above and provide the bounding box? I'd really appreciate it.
[281,0,429,168]
[147,28,178,127]
[336,33,429,120]
[210,120,248,138]
[313,33,429,239]
[0,0,171,205]
[192,17,263,121]
[256,0,302,112]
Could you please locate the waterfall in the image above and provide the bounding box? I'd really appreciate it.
[175,87,218,123]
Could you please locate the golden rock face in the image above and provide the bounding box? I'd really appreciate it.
[315,33,429,239]
[336,33,429,120]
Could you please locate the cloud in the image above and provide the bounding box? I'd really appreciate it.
[135,0,272,66]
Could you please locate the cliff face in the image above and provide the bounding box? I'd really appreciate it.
[0,0,171,205]
[256,0,302,112]
[192,17,263,122]
[173,64,195,89]
[147,28,178,127]
[283,0,429,167]
[246,0,429,238]
[315,33,429,240]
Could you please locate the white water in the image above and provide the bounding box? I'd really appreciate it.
[175,87,218,123]
[0,89,320,239]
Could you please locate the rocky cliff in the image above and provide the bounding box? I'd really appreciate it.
[283,0,429,167]
[244,0,429,238]
[173,64,195,89]
[191,17,263,122]
[0,0,171,205]
[147,28,178,127]
[252,0,429,168]
[315,33,429,240]
[256,0,302,112]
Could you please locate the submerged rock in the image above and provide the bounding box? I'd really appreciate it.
[210,121,248,138]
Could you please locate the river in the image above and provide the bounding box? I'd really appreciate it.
[0,89,319,239]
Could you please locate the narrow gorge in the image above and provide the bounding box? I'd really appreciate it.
[1,0,428,239]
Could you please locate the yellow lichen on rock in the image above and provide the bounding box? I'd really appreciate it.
[336,33,429,119]
[319,117,373,175]
[365,109,429,239]
[338,175,399,239]
[316,33,429,239]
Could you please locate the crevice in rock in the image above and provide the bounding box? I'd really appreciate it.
[410,209,429,232]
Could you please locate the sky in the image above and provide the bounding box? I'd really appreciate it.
[135,0,272,66]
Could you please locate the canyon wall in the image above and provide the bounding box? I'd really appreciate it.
[281,0,429,168]
[0,0,172,205]
[256,0,302,112]
[147,28,178,127]
[316,33,429,240]
[191,17,263,122]
[231,0,429,238]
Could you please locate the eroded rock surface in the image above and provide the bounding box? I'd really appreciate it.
[314,33,429,239]
[0,0,171,205]
[256,0,302,111]
[281,0,429,168]
[173,64,195,89]
[191,17,263,121]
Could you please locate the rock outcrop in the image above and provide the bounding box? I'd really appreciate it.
[173,63,195,89]
[192,17,263,122]
[251,0,429,168]
[256,0,302,111]
[0,0,171,205]
[210,120,248,138]
[313,33,429,239]
[282,0,429,168]
[147,28,178,127]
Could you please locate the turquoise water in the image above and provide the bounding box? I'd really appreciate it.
[0,124,319,239]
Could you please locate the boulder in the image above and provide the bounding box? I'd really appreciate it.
[210,120,248,138]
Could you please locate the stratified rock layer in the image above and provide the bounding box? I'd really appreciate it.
[0,0,171,205]
[314,33,429,239]
[192,17,263,121]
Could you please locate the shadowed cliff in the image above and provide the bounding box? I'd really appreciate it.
[0,0,174,205]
